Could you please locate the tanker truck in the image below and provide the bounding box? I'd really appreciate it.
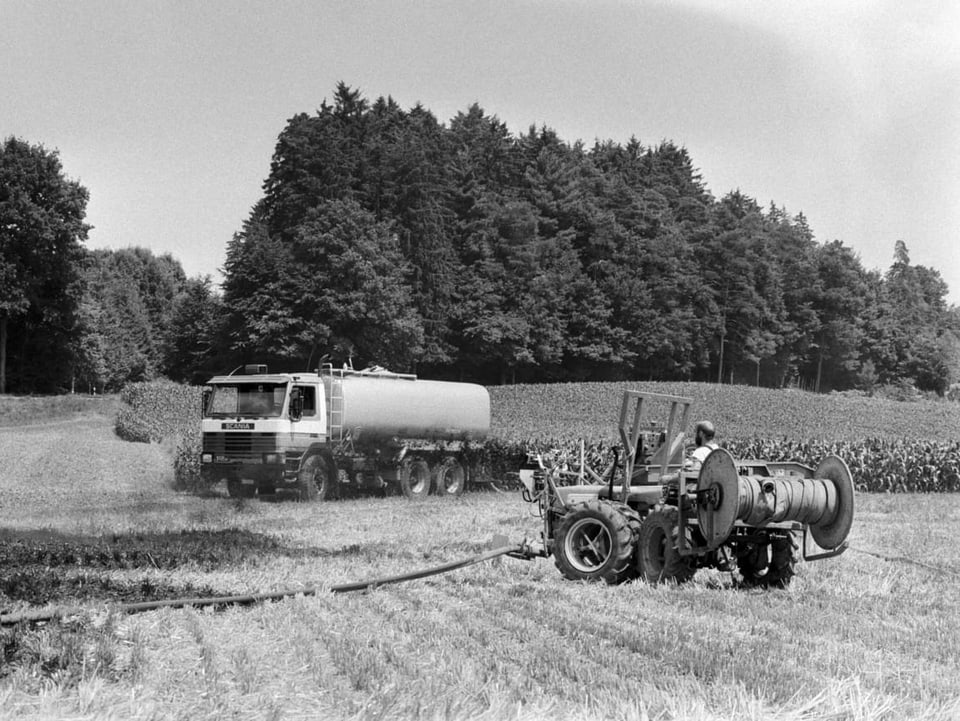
[200,364,490,500]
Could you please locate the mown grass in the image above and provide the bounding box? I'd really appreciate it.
[0,394,120,428]
[2,412,960,719]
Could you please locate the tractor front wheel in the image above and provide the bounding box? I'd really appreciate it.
[637,507,696,584]
[553,501,637,585]
[736,534,797,588]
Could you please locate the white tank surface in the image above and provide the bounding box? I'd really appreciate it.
[330,374,490,442]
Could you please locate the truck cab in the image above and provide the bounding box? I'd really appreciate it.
[200,366,327,497]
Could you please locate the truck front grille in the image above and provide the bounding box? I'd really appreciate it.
[203,432,276,461]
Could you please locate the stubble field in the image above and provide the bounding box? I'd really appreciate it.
[1,396,960,719]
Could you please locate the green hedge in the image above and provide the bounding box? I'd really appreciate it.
[115,381,202,490]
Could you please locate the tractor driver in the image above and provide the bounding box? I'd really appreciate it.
[686,420,719,470]
[661,420,720,484]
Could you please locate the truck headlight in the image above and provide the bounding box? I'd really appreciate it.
[263,453,281,464]
[201,453,213,464]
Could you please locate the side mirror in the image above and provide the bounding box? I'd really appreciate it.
[289,388,302,421]
[202,389,212,416]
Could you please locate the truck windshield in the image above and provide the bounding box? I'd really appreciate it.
[205,383,287,418]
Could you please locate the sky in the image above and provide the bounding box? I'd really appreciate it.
[2,0,959,302]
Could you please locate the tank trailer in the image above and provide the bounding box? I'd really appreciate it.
[200,364,489,500]
[517,391,854,587]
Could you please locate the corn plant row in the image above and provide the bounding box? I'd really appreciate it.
[115,381,960,493]
[505,436,960,493]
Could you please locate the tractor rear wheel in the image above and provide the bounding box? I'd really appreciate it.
[400,458,432,499]
[297,455,336,501]
[736,534,797,588]
[622,511,643,581]
[637,507,696,584]
[434,457,466,497]
[553,501,637,585]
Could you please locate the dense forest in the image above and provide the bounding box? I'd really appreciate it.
[2,84,958,394]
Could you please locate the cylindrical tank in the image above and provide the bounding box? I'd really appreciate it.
[333,375,489,442]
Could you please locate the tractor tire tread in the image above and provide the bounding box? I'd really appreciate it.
[553,500,637,585]
[637,506,697,584]
[738,534,798,589]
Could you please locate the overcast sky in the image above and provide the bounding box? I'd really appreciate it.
[3,0,958,302]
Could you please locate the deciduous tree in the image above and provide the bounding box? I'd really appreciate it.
[0,137,89,393]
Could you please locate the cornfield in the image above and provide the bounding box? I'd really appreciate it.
[488,381,960,493]
[489,381,960,442]
[115,379,960,493]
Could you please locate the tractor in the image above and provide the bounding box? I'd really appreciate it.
[517,391,854,587]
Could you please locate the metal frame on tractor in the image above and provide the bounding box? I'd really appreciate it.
[518,390,853,586]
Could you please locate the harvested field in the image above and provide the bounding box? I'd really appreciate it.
[2,408,960,719]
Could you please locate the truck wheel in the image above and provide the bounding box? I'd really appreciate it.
[298,454,336,501]
[637,507,696,584]
[435,458,466,497]
[737,535,797,588]
[553,501,637,585]
[400,458,431,499]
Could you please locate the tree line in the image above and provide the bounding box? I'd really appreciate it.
[2,84,958,394]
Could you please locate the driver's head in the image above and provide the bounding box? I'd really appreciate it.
[695,420,715,446]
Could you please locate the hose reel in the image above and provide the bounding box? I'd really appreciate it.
[696,448,855,551]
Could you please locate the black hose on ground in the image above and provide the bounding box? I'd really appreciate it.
[0,543,529,627]
[848,545,960,578]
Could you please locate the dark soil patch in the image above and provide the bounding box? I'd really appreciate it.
[0,529,393,609]
[0,528,332,572]
[0,569,225,608]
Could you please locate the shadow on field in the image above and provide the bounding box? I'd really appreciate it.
[197,480,404,503]
[196,477,507,502]
[0,528,381,608]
